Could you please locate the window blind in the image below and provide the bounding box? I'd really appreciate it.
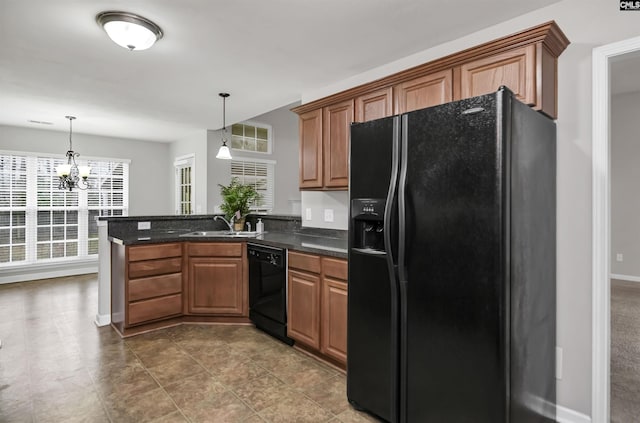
[0,151,129,265]
[230,158,274,213]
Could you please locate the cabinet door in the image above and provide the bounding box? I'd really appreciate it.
[287,269,321,349]
[323,100,353,188]
[355,87,393,122]
[459,45,535,106]
[394,69,453,114]
[299,109,323,189]
[188,257,244,315]
[321,278,348,364]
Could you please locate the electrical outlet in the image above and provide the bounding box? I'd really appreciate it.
[556,346,563,380]
[616,253,623,262]
[305,208,312,220]
[324,208,334,222]
[138,221,151,230]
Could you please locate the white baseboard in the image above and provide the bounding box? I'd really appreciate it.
[557,404,591,423]
[0,259,98,284]
[94,313,111,327]
[610,273,640,283]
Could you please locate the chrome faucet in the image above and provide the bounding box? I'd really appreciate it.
[214,215,235,232]
[246,222,252,232]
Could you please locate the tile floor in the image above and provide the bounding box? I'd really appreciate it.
[0,274,380,423]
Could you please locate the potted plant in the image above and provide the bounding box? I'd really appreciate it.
[218,177,260,230]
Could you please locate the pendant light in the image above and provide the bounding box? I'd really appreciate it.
[216,93,232,160]
[96,11,163,51]
[55,116,91,191]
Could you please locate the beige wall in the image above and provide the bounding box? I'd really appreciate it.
[0,124,172,216]
[611,91,640,277]
[300,0,640,416]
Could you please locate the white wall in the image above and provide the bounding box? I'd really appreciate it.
[611,91,640,277]
[301,191,349,230]
[207,102,301,215]
[0,124,172,215]
[300,0,640,417]
[169,130,208,214]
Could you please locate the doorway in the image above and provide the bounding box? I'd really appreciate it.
[592,35,640,423]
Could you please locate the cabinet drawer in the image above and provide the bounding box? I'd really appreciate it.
[129,257,182,279]
[128,243,182,261]
[322,257,347,281]
[128,293,182,325]
[187,242,243,257]
[288,251,321,274]
[128,273,182,302]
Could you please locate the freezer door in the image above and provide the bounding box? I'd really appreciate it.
[348,116,400,422]
[400,92,508,423]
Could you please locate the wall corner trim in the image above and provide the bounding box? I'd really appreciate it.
[94,314,111,327]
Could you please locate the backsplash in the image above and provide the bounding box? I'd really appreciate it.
[300,191,349,230]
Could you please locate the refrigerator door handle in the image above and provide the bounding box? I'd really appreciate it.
[383,115,401,423]
[397,114,409,423]
[398,114,409,284]
[384,116,400,266]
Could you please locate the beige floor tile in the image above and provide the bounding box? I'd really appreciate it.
[258,390,334,423]
[103,386,178,423]
[164,372,227,410]
[180,391,254,423]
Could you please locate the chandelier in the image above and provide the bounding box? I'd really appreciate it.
[56,116,91,191]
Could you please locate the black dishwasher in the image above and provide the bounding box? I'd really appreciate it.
[248,243,294,345]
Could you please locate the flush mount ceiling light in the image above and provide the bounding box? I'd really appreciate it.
[96,11,163,51]
[216,93,232,160]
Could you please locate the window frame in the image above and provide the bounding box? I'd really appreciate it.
[0,149,129,267]
[174,154,196,215]
[229,156,276,213]
[230,121,273,155]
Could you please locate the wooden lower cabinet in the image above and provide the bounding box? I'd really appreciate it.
[287,251,348,366]
[186,242,247,316]
[111,242,183,334]
[187,257,244,315]
[321,277,348,363]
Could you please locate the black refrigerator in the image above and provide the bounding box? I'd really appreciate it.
[347,87,556,423]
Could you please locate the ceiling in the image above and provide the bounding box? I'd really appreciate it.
[0,0,563,142]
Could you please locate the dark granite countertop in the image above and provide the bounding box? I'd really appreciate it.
[109,230,347,259]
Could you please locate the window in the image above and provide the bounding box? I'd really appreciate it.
[174,154,195,215]
[0,151,129,266]
[231,122,272,154]
[230,158,275,212]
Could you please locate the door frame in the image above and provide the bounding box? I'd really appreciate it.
[592,35,640,423]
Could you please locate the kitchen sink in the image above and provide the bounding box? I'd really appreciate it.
[179,230,260,238]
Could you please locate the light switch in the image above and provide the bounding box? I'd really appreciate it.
[305,208,312,220]
[616,253,623,262]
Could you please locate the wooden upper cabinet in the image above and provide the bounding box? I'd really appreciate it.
[355,87,393,122]
[323,100,353,188]
[458,45,535,108]
[394,69,453,114]
[299,109,323,189]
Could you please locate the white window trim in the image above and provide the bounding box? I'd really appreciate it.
[231,121,273,155]
[174,153,196,215]
[0,150,129,268]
